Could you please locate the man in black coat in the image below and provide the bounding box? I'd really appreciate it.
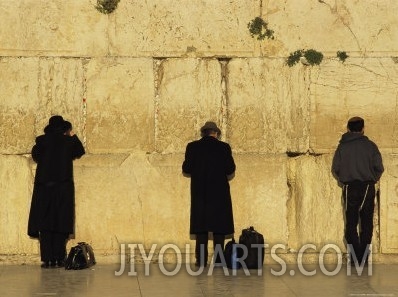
[332,117,384,266]
[28,115,85,268]
[182,121,236,267]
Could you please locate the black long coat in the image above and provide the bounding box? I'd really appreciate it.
[182,136,236,235]
[28,131,85,238]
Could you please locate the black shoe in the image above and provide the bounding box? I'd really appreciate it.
[50,261,57,268]
[41,261,50,269]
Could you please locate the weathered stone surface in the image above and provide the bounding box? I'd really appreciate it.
[309,59,398,153]
[85,58,155,153]
[227,58,310,153]
[36,57,86,139]
[0,57,86,153]
[0,0,259,58]
[0,155,37,254]
[287,155,346,251]
[69,153,192,254]
[380,155,398,253]
[0,0,108,57]
[231,154,289,246]
[109,0,258,57]
[0,58,39,154]
[156,58,223,153]
[266,0,398,55]
[2,1,398,58]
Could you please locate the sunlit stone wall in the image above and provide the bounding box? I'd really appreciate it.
[1,0,398,264]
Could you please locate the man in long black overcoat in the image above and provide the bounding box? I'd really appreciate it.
[182,121,236,266]
[28,115,85,268]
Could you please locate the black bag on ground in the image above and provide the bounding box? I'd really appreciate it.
[239,226,264,269]
[65,242,96,270]
[224,238,241,269]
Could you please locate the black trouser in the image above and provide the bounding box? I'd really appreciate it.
[343,181,375,264]
[39,231,68,263]
[195,233,225,265]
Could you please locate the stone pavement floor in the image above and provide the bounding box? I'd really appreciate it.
[0,263,397,297]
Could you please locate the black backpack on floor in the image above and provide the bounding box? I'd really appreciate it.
[65,242,96,270]
[239,226,265,269]
[224,238,241,269]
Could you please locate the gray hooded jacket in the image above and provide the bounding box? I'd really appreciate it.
[332,132,384,184]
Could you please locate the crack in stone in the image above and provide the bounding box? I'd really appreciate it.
[311,82,342,90]
[218,58,230,140]
[318,0,362,53]
[376,59,398,86]
[350,63,398,85]
[153,58,165,153]
[81,58,90,148]
[129,164,146,244]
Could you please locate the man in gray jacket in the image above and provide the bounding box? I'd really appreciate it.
[332,117,384,266]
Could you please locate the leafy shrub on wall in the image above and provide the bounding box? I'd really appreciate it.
[247,17,275,40]
[286,49,324,67]
[95,0,120,14]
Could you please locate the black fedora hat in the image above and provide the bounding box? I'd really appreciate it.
[200,121,221,134]
[44,115,69,134]
[48,115,65,127]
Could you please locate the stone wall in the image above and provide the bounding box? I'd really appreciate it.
[1,0,398,264]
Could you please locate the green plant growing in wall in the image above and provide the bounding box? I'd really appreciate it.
[286,49,324,67]
[337,51,349,63]
[303,49,323,66]
[95,0,120,14]
[247,17,275,40]
[286,50,304,67]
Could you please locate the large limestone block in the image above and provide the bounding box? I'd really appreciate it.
[36,57,86,139]
[309,59,398,153]
[145,154,192,246]
[231,154,289,246]
[287,155,345,251]
[156,58,223,153]
[0,57,86,153]
[70,153,192,255]
[267,0,398,55]
[109,0,258,57]
[0,58,39,154]
[86,58,155,153]
[0,0,108,57]
[71,154,145,254]
[0,155,37,255]
[380,154,398,253]
[227,58,310,153]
